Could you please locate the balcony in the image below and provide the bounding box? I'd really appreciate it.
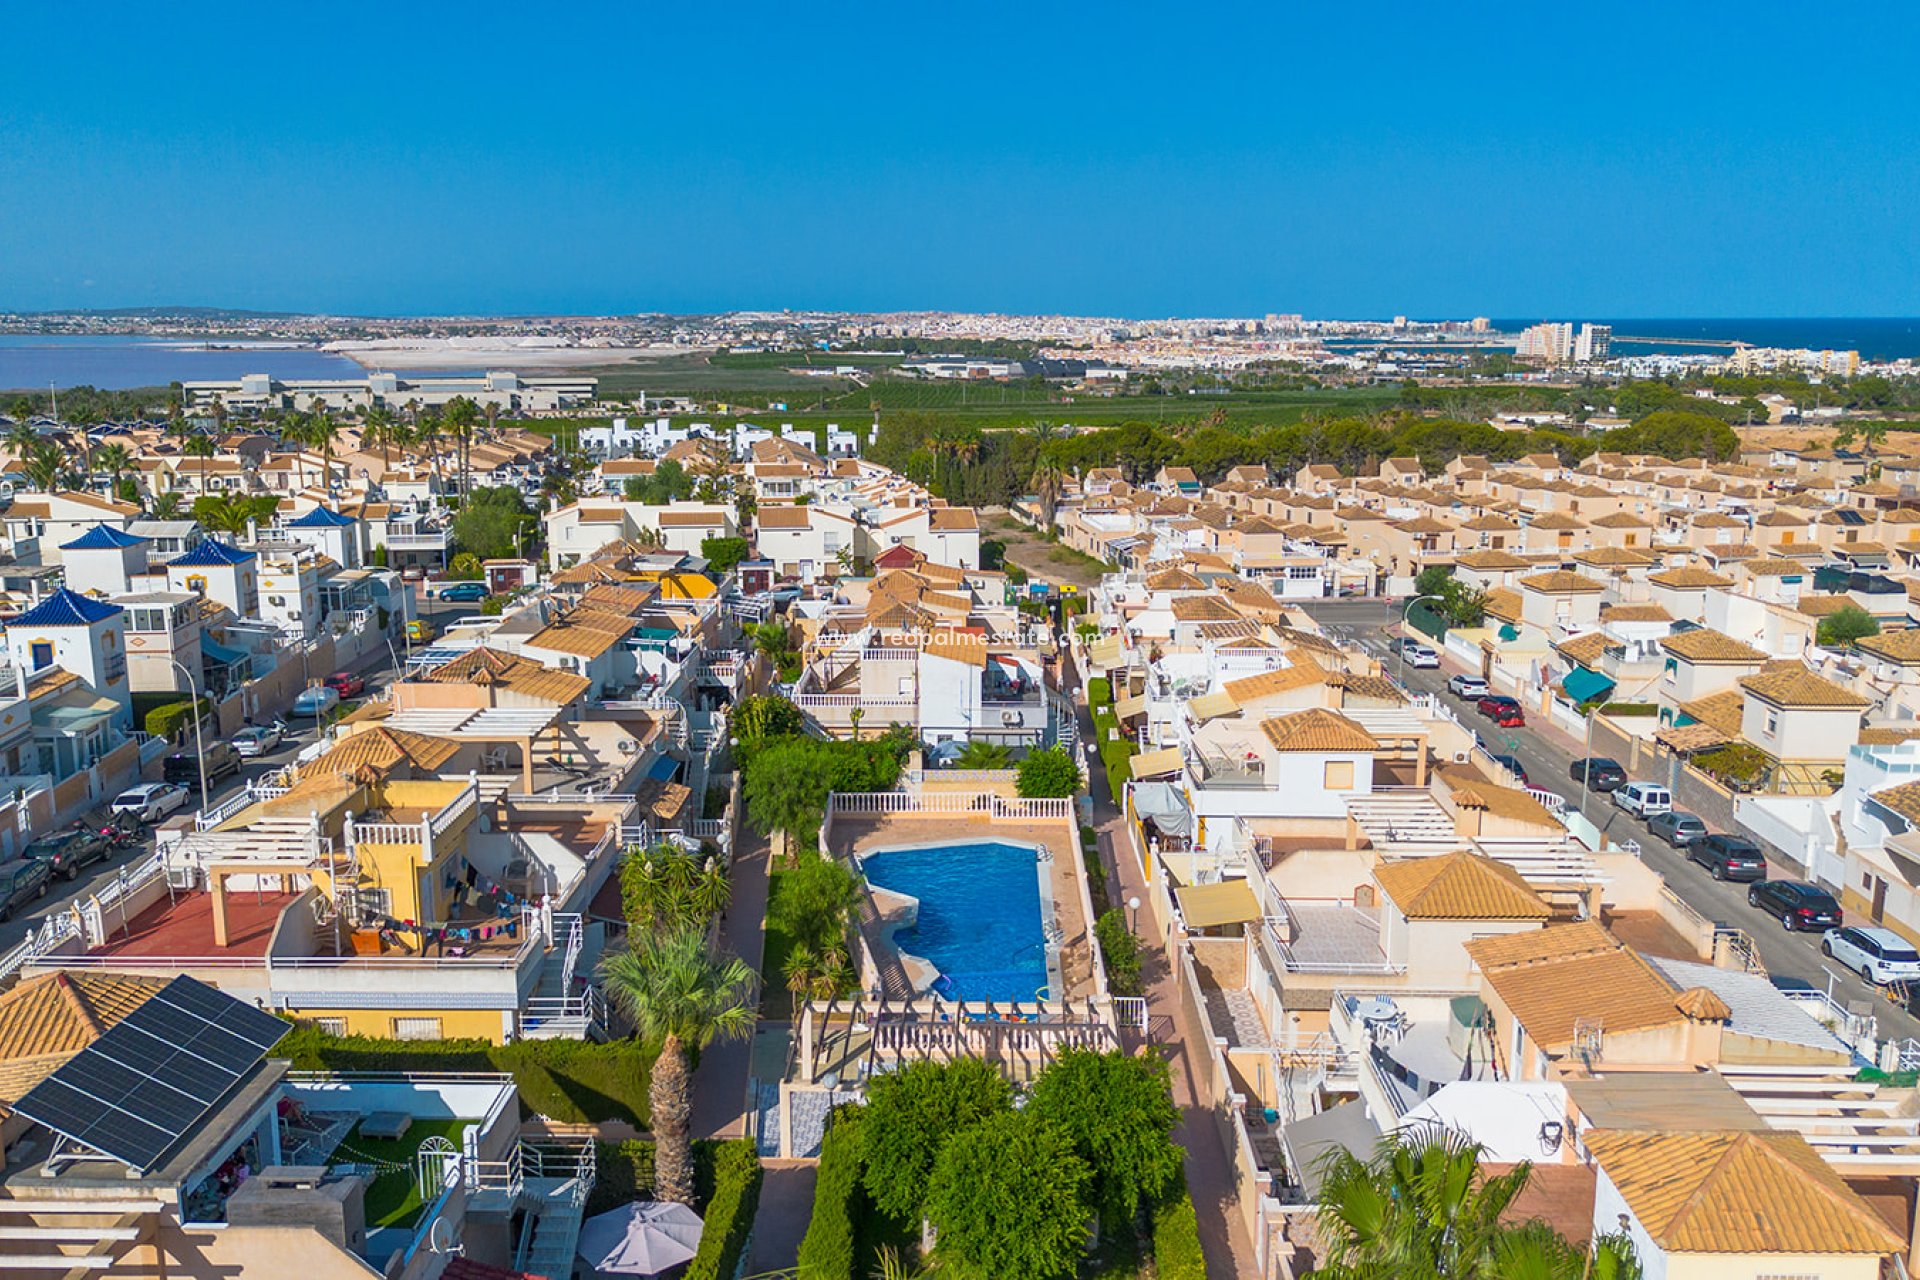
[1262,898,1401,975]
[385,532,449,551]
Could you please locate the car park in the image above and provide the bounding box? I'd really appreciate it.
[1475,696,1525,727]
[233,723,284,758]
[1611,781,1672,818]
[1689,833,1768,882]
[111,782,189,824]
[1569,758,1627,792]
[1748,880,1842,932]
[23,826,112,880]
[323,671,366,699]
[436,581,489,603]
[0,858,49,921]
[1647,810,1709,848]
[1823,925,1920,985]
[1447,674,1490,699]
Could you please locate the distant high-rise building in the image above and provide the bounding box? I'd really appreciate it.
[1392,315,1409,329]
[1575,323,1612,364]
[1516,322,1575,364]
[1470,317,1491,333]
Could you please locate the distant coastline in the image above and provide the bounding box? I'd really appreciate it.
[1490,318,1920,360]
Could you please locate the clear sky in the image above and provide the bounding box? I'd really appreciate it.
[4,2,1918,319]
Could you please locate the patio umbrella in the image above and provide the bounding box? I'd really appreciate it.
[576,1201,705,1275]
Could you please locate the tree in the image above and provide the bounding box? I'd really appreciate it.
[1029,421,1067,526]
[192,493,278,537]
[1315,1132,1640,1280]
[96,443,133,500]
[743,738,832,850]
[620,843,729,936]
[773,851,863,956]
[750,620,800,680]
[1817,604,1881,648]
[860,1058,1013,1223]
[443,396,480,496]
[953,740,1012,770]
[184,432,217,493]
[450,485,531,560]
[596,928,755,1206]
[1016,745,1082,797]
[148,492,184,520]
[923,1111,1090,1280]
[731,693,804,755]
[1026,1049,1181,1229]
[700,535,751,576]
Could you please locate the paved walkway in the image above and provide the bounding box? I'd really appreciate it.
[746,1160,817,1274]
[1071,653,1261,1277]
[693,828,773,1142]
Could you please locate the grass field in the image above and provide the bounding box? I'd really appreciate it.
[337,1118,472,1228]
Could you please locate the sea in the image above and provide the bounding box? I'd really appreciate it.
[1490,318,1920,361]
[0,334,365,391]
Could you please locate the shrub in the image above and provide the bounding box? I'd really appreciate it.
[1016,745,1082,798]
[924,1112,1090,1280]
[1600,702,1658,717]
[586,1139,722,1217]
[1151,1190,1207,1280]
[1094,909,1143,997]
[274,1027,653,1126]
[797,1113,865,1280]
[145,697,210,740]
[1087,676,1112,709]
[861,1059,1013,1222]
[1027,1050,1181,1229]
[684,1139,761,1280]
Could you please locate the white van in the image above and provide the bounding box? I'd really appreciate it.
[1612,781,1672,819]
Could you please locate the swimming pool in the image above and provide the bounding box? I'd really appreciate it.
[860,839,1056,1002]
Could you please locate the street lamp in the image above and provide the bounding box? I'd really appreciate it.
[1127,894,1141,933]
[165,659,212,819]
[1397,593,1446,685]
[1576,686,1615,827]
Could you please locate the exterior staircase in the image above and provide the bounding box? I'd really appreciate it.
[519,913,606,1039]
[510,1140,597,1277]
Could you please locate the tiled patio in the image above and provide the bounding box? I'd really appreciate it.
[1278,901,1390,970]
[1203,987,1272,1049]
[95,889,300,958]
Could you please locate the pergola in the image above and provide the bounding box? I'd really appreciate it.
[381,706,566,793]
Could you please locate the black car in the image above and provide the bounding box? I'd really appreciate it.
[1569,757,1627,792]
[23,825,111,881]
[0,858,50,922]
[1748,880,1842,931]
[164,742,240,787]
[1690,834,1769,883]
[1647,810,1709,848]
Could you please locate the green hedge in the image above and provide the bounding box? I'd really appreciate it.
[275,1027,653,1126]
[1601,702,1659,717]
[587,1139,720,1217]
[1087,676,1112,709]
[145,697,210,740]
[1152,1190,1206,1280]
[1094,909,1143,997]
[685,1139,762,1280]
[798,1113,865,1280]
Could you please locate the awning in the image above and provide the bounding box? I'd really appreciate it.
[201,636,250,668]
[1656,722,1733,754]
[1281,1100,1381,1200]
[1559,667,1615,704]
[1131,781,1192,838]
[1113,693,1147,720]
[1129,747,1184,780]
[1176,880,1262,929]
[1187,691,1238,722]
[1087,637,1123,670]
[645,754,681,782]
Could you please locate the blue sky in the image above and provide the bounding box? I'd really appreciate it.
[4,2,1918,318]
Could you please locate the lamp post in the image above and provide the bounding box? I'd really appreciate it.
[1576,687,1615,827]
[1127,894,1141,934]
[1397,593,1446,685]
[165,659,212,819]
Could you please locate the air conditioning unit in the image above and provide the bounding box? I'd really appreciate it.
[1001,711,1019,725]
[1453,750,1471,763]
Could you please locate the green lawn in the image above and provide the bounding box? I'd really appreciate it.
[335,1119,472,1228]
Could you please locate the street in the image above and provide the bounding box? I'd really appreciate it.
[0,585,466,952]
[1291,598,1920,1048]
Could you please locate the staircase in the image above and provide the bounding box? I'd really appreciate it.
[854,893,915,1000]
[512,1140,597,1277]
[520,914,606,1039]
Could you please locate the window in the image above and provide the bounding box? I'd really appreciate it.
[392,1017,442,1041]
[1324,760,1355,790]
[311,1017,348,1037]
[1764,708,1779,736]
[28,641,52,671]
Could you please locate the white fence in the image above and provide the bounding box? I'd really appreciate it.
[825,791,1073,821]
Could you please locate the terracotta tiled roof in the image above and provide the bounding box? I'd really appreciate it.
[1679,690,1746,736]
[1795,593,1854,617]
[1483,587,1523,624]
[300,727,462,779]
[524,608,634,659]
[1738,665,1869,709]
[1221,659,1327,704]
[1672,986,1732,1021]
[1582,1129,1904,1256]
[1463,922,1685,1051]
[1856,629,1920,665]
[1373,852,1549,921]
[1518,570,1605,594]
[1455,550,1531,571]
[1648,566,1734,589]
[1170,595,1244,623]
[1553,631,1609,667]
[1257,708,1378,753]
[1601,603,1671,622]
[419,647,592,704]
[1146,567,1207,592]
[1659,629,1767,664]
[1331,673,1408,705]
[0,973,168,1103]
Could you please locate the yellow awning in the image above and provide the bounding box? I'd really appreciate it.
[1088,637,1123,670]
[1187,691,1238,722]
[1114,693,1147,719]
[1129,747,1184,780]
[1177,880,1262,929]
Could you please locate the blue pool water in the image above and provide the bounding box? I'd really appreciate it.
[861,840,1048,1002]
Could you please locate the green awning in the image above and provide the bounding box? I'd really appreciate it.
[1560,667,1615,704]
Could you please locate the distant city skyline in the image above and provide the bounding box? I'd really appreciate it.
[4,3,1918,318]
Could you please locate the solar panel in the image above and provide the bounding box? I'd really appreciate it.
[13,976,289,1173]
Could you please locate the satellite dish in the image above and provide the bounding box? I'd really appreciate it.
[427,1217,458,1255]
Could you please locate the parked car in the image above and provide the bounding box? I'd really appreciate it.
[23,825,112,880]
[404,618,436,643]
[1475,695,1525,727]
[436,581,489,603]
[1748,880,1842,932]
[323,671,366,699]
[400,565,426,582]
[1447,674,1490,699]
[1611,781,1672,818]
[1402,643,1440,669]
[0,858,49,922]
[233,723,284,758]
[1647,810,1709,848]
[1823,925,1920,985]
[1689,833,1768,882]
[1489,754,1529,786]
[1569,758,1627,792]
[289,685,341,720]
[165,741,240,787]
[111,781,190,824]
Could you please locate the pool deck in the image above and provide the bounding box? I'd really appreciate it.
[823,814,1095,1001]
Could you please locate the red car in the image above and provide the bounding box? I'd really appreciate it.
[1476,695,1526,727]
[323,671,366,699]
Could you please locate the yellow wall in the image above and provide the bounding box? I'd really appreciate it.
[1668,1251,1882,1280]
[292,1006,508,1043]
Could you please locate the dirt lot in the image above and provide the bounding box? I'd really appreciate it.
[983,510,1113,589]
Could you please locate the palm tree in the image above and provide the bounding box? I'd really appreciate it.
[20,441,64,492]
[364,404,395,466]
[184,432,218,496]
[954,741,1012,770]
[1316,1133,1640,1280]
[5,420,40,469]
[1028,420,1066,526]
[96,443,134,502]
[633,524,666,552]
[596,928,755,1206]
[444,397,479,497]
[305,401,338,494]
[148,492,184,520]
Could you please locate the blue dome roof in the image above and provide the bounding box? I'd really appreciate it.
[60,523,148,551]
[12,589,123,628]
[170,539,257,568]
[287,506,356,528]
